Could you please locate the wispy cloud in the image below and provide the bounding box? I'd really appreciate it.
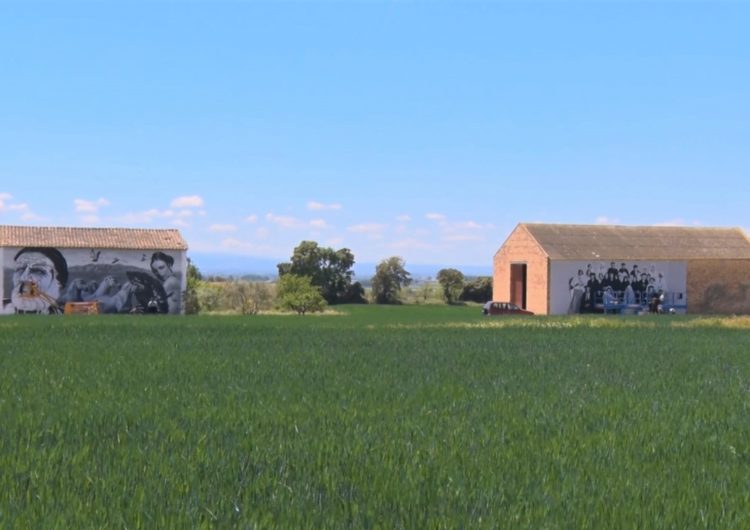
[396,214,412,222]
[8,203,30,212]
[116,209,164,225]
[437,219,495,244]
[245,214,258,223]
[0,194,42,221]
[307,201,342,211]
[209,223,238,233]
[219,237,273,254]
[74,197,109,213]
[594,216,620,225]
[348,223,386,234]
[266,213,302,229]
[425,212,447,223]
[310,219,329,229]
[171,195,204,208]
[117,206,196,225]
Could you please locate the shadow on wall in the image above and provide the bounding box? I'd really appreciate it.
[696,283,750,314]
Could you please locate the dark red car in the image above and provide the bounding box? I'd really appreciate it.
[482,301,534,316]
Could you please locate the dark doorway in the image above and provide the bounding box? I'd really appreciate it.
[510,263,527,309]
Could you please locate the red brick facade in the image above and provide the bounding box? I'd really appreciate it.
[493,225,549,315]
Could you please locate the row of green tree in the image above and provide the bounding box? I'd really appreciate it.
[185,241,492,314]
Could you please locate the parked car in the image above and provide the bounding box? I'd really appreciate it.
[482,301,534,316]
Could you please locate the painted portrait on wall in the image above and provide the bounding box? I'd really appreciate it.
[549,260,687,315]
[3,247,69,314]
[2,247,182,315]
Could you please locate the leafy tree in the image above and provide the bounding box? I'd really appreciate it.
[195,282,224,313]
[277,241,361,304]
[184,257,203,314]
[460,276,493,303]
[371,257,412,304]
[276,262,292,277]
[341,281,367,304]
[276,274,327,315]
[226,280,274,315]
[437,268,465,305]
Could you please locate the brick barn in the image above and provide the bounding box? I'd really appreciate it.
[493,223,750,315]
[1,225,188,315]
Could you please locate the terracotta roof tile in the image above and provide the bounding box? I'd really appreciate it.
[0,225,188,250]
[521,223,750,260]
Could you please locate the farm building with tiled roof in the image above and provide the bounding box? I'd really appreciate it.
[493,223,750,315]
[1,225,188,315]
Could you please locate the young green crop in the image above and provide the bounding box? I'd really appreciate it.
[1,309,749,528]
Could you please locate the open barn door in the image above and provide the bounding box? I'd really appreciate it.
[510,263,527,309]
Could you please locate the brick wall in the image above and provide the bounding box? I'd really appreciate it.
[688,259,750,314]
[493,225,550,315]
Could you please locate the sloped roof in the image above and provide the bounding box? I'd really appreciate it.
[521,223,750,260]
[0,225,188,250]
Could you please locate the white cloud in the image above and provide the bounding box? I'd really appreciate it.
[209,223,238,233]
[0,198,43,222]
[116,209,167,225]
[396,214,411,222]
[245,214,258,223]
[255,227,270,239]
[170,195,204,208]
[426,212,447,222]
[266,213,302,229]
[74,197,109,213]
[310,219,328,229]
[117,206,196,225]
[454,220,486,230]
[434,219,495,245]
[8,203,30,212]
[308,201,342,211]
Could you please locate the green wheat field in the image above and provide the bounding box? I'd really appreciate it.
[2,306,750,529]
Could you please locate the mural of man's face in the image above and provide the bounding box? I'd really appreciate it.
[12,251,61,310]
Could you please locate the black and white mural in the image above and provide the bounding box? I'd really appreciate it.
[1,247,183,315]
[549,260,687,315]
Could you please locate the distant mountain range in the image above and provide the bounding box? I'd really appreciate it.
[188,252,492,279]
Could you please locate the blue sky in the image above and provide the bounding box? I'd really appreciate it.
[1,1,747,272]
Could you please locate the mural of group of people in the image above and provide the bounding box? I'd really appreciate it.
[565,261,678,314]
[2,247,182,315]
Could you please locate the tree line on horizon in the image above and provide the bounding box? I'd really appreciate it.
[185,240,492,314]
